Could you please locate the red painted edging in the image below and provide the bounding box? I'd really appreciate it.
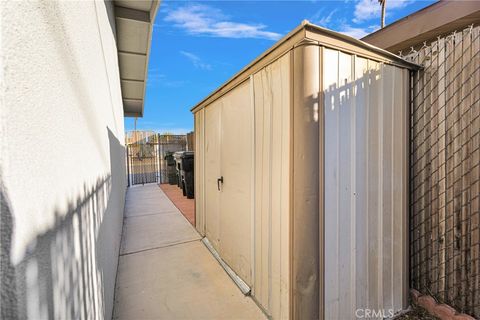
[158,184,195,226]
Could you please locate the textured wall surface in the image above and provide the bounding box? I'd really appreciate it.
[0,1,126,319]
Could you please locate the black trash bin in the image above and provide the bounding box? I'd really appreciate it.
[174,152,183,188]
[173,151,194,198]
[164,152,177,185]
[181,152,194,199]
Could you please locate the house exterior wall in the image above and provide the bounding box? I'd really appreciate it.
[323,48,409,319]
[0,1,126,319]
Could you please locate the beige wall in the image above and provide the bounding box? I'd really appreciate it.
[253,52,292,319]
[194,110,206,235]
[1,1,126,319]
[200,81,254,285]
[292,42,320,320]
[194,53,293,319]
[323,48,409,318]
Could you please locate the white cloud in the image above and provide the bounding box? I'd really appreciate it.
[146,70,187,88]
[337,24,380,39]
[311,9,338,27]
[165,3,282,41]
[339,25,370,38]
[180,51,212,70]
[353,0,412,23]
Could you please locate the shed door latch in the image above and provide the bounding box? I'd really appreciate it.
[217,176,224,191]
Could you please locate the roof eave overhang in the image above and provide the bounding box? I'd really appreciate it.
[361,1,480,53]
[114,0,160,117]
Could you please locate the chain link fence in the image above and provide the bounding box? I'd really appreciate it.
[401,25,480,317]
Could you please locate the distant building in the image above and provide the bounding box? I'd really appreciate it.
[125,130,157,144]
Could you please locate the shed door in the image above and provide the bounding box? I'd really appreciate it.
[219,81,253,286]
[204,100,222,252]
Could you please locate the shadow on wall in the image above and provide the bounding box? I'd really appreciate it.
[0,172,18,319]
[37,0,119,154]
[321,59,410,318]
[0,128,126,319]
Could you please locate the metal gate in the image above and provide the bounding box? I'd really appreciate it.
[126,133,188,186]
[157,134,187,183]
[127,135,160,186]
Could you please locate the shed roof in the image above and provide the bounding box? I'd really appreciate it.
[362,0,480,53]
[191,21,419,113]
[114,0,160,117]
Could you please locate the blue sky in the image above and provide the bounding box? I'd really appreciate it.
[125,0,436,133]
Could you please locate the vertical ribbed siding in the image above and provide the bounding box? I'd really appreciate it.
[194,109,205,235]
[203,99,222,252]
[252,52,291,319]
[219,81,253,285]
[323,48,409,319]
[354,56,369,312]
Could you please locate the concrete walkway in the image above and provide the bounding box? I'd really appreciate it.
[113,184,265,320]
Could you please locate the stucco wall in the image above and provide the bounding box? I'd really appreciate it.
[0,1,126,319]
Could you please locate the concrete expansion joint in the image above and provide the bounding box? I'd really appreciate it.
[114,185,264,319]
[119,238,201,257]
[123,210,179,219]
[410,289,475,320]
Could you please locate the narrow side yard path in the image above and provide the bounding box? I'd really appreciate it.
[113,183,264,320]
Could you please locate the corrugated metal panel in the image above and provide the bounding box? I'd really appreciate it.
[219,81,253,285]
[323,48,409,318]
[204,99,222,252]
[197,81,254,285]
[194,109,205,235]
[195,53,292,319]
[252,52,291,319]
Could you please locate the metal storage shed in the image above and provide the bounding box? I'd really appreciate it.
[192,21,420,320]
